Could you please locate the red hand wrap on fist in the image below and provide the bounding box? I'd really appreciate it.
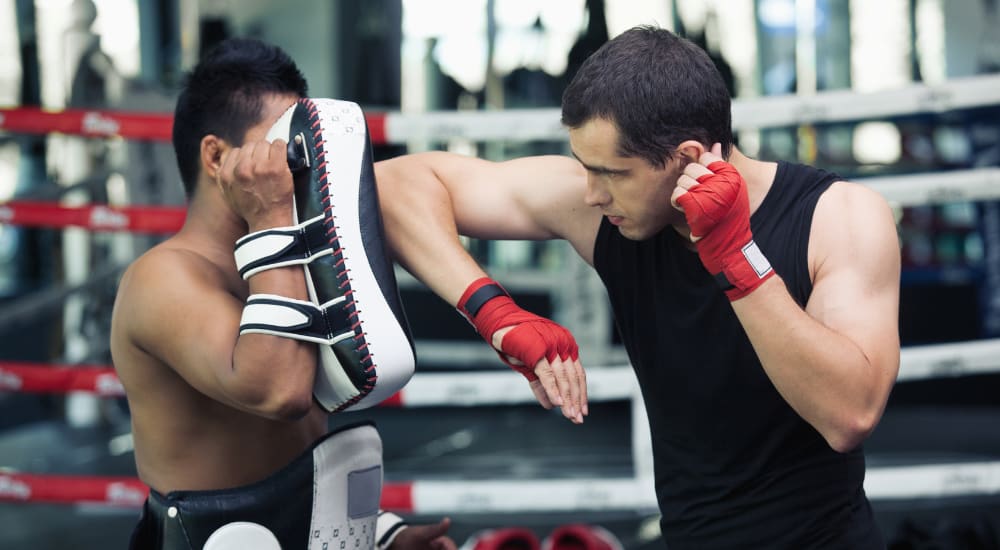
[676,160,774,300]
[457,278,579,381]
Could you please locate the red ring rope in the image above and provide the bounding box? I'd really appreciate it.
[0,201,185,234]
[0,107,389,145]
[0,472,416,512]
[0,361,404,405]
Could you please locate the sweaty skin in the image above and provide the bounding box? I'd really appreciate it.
[110,93,327,493]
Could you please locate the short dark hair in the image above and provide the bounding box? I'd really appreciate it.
[561,26,733,167]
[172,38,308,197]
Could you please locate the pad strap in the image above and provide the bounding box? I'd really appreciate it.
[233,215,331,279]
[375,511,408,550]
[239,294,355,345]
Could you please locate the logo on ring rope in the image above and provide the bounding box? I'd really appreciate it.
[106,482,146,507]
[0,475,31,500]
[0,369,22,391]
[0,205,13,223]
[82,112,120,136]
[95,373,125,396]
[89,206,129,230]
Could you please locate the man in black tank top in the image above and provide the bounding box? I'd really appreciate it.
[377,26,901,549]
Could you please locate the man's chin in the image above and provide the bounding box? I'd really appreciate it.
[617,225,649,241]
[618,220,675,241]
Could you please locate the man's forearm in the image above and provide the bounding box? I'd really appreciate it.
[377,158,485,305]
[732,277,892,452]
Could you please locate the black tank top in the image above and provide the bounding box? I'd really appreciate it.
[594,162,883,549]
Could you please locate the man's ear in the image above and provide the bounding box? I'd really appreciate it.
[200,135,226,182]
[674,140,706,164]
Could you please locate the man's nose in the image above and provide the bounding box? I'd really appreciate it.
[583,174,609,207]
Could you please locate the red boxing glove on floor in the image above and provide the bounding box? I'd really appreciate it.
[675,159,774,300]
[457,277,579,381]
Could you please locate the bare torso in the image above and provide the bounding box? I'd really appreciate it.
[111,234,327,494]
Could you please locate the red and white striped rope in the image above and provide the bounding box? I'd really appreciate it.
[0,201,185,234]
[0,167,998,236]
[1,338,998,402]
[2,74,999,144]
[0,363,123,396]
[4,460,1000,512]
[0,361,639,405]
[0,107,174,141]
[0,473,149,508]
[0,472,416,512]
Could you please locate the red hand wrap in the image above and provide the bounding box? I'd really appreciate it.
[675,160,774,300]
[457,278,579,381]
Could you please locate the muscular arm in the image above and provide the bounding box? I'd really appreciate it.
[734,183,900,452]
[117,244,317,421]
[375,151,597,304]
[114,138,318,421]
[375,151,598,421]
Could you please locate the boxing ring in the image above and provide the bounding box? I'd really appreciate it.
[2,74,1000,545]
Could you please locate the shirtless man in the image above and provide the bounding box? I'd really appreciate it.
[111,37,454,550]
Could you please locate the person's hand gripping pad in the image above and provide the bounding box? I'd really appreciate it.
[237,99,415,412]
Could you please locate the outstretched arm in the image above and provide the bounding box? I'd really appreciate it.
[375,152,600,423]
[376,151,598,297]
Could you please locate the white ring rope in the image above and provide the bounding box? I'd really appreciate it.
[378,460,1000,514]
[860,167,1000,208]
[401,338,1000,407]
[383,74,1000,143]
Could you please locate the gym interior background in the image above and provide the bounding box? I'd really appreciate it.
[1,0,999,547]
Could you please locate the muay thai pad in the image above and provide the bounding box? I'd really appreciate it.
[141,422,385,550]
[235,98,415,412]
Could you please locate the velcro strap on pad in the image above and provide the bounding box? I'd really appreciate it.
[240,294,355,345]
[375,511,407,550]
[234,215,331,279]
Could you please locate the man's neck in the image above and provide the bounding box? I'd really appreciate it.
[178,182,249,259]
[728,146,777,215]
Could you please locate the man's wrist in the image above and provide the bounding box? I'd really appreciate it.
[247,215,295,234]
[457,277,508,322]
[713,240,774,300]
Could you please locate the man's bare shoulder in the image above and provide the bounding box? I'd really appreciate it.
[113,240,233,349]
[813,180,896,239]
[120,244,208,302]
[821,179,891,208]
[810,180,898,278]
